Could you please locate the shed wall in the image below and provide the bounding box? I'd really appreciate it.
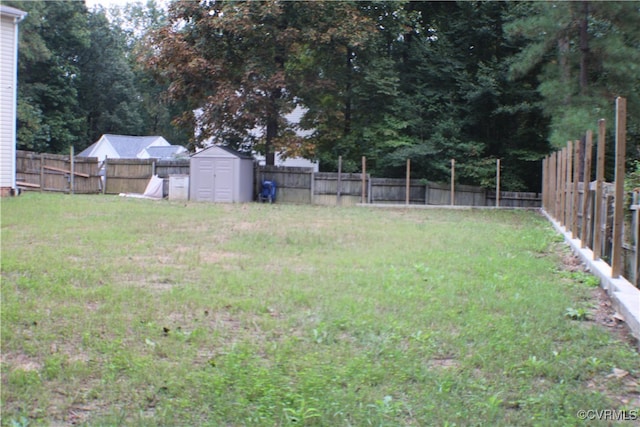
[190,149,254,203]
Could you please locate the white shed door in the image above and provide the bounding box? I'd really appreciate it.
[195,158,215,201]
[213,158,233,202]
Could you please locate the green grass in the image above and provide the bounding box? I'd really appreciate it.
[1,193,638,426]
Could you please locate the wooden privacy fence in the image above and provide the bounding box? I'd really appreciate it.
[542,97,639,288]
[16,151,190,196]
[16,150,101,194]
[16,150,540,208]
[257,166,541,208]
[103,158,190,195]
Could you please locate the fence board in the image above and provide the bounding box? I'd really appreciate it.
[105,159,155,194]
[258,166,314,204]
[370,178,426,204]
[155,159,190,177]
[16,150,101,193]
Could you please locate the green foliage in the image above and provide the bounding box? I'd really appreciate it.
[10,0,187,153]
[565,307,590,321]
[77,9,144,146]
[505,1,640,152]
[11,0,90,152]
[9,0,639,192]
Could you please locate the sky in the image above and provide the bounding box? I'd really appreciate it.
[84,0,169,11]
[85,0,135,9]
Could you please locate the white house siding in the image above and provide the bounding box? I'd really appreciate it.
[0,8,25,195]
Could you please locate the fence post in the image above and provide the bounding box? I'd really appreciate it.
[565,141,574,229]
[40,153,44,192]
[593,120,606,260]
[496,158,501,208]
[451,159,455,206]
[612,97,627,278]
[556,148,563,221]
[552,152,556,215]
[337,156,342,206]
[547,154,552,215]
[310,169,315,205]
[572,140,581,238]
[634,191,640,286]
[567,142,574,228]
[103,157,108,195]
[544,156,549,210]
[580,130,593,247]
[361,156,366,204]
[69,146,75,195]
[406,158,410,205]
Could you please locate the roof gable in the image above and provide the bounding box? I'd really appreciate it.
[104,135,169,158]
[78,134,170,159]
[192,145,253,160]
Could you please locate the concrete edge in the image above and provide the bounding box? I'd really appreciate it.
[357,203,539,210]
[541,209,640,346]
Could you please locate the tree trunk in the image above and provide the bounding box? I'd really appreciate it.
[579,1,590,95]
[344,47,353,137]
[265,89,280,166]
[265,116,277,166]
[558,35,571,104]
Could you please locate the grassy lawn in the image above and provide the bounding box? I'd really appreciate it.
[1,193,639,426]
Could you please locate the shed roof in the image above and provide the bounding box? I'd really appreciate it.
[192,144,253,160]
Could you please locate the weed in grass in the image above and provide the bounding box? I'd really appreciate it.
[565,307,590,321]
[283,395,321,425]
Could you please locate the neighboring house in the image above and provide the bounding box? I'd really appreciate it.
[254,152,319,172]
[139,145,188,160]
[78,134,185,161]
[0,5,27,197]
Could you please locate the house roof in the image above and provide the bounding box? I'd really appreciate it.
[144,146,187,159]
[0,5,28,20]
[78,134,170,158]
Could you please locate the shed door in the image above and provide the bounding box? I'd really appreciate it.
[194,158,215,201]
[213,158,234,202]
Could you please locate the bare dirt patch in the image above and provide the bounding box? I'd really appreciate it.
[427,357,460,370]
[0,352,42,372]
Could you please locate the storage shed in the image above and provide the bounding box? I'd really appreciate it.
[189,145,254,202]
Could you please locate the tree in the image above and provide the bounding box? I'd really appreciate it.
[108,0,193,148]
[77,8,144,146]
[11,0,90,152]
[505,1,640,150]
[148,0,376,164]
[370,1,550,190]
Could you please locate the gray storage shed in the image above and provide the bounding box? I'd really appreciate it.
[189,145,254,202]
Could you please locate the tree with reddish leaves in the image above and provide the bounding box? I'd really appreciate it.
[147,0,375,165]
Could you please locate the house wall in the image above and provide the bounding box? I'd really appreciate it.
[0,11,21,195]
[88,137,119,162]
